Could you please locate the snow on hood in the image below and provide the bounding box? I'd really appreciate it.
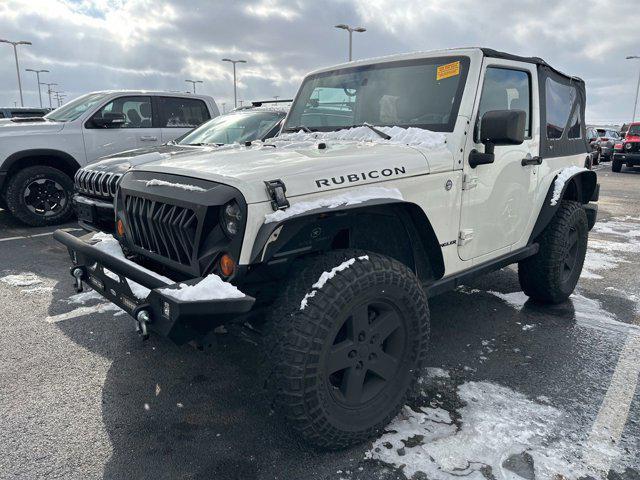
[134,126,451,203]
[275,125,447,150]
[83,144,211,174]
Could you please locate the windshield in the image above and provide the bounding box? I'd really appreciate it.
[178,111,283,145]
[284,56,469,133]
[628,125,640,136]
[45,92,108,122]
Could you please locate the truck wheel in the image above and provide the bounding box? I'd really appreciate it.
[5,166,74,226]
[518,201,588,304]
[612,160,622,172]
[263,250,430,449]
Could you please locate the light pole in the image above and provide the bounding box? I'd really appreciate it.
[239,100,244,107]
[185,79,203,93]
[626,56,640,123]
[334,24,366,61]
[222,58,247,108]
[42,82,57,109]
[0,39,32,107]
[25,68,49,108]
[221,102,226,113]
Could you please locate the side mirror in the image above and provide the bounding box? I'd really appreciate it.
[92,112,126,128]
[470,109,526,168]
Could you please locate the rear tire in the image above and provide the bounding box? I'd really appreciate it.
[612,159,622,172]
[263,250,430,449]
[518,201,588,304]
[5,166,74,226]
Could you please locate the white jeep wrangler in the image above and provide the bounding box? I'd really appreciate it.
[0,90,218,226]
[55,48,598,449]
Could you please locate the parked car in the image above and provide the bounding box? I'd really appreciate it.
[0,107,51,119]
[73,102,290,232]
[55,47,597,449]
[612,122,640,172]
[0,90,218,226]
[592,127,620,163]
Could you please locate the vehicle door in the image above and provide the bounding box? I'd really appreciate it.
[156,96,211,143]
[458,60,540,261]
[82,95,161,162]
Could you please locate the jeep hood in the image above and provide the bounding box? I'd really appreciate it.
[0,118,65,135]
[83,144,209,174]
[134,139,451,204]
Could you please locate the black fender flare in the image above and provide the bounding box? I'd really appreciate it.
[528,169,597,243]
[2,149,82,178]
[249,199,445,281]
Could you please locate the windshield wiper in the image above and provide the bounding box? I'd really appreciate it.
[282,126,314,133]
[352,123,391,140]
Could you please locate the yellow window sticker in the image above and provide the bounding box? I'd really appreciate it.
[436,61,460,81]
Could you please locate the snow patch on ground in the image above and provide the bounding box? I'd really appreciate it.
[265,187,403,223]
[67,290,103,305]
[300,256,369,310]
[367,381,588,479]
[425,367,450,379]
[276,125,447,150]
[0,273,43,287]
[141,179,206,192]
[487,290,529,310]
[550,166,588,206]
[581,250,627,279]
[158,274,244,301]
[592,219,640,240]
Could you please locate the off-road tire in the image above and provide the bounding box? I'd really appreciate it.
[518,200,588,304]
[612,160,622,172]
[5,166,74,226]
[263,250,430,449]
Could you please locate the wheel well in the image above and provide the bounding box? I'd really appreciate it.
[254,202,445,283]
[3,150,81,191]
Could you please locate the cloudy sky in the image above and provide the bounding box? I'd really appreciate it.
[0,0,638,124]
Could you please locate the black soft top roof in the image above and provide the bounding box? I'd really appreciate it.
[480,48,584,84]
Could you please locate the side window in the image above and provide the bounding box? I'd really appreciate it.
[567,107,582,139]
[158,97,210,128]
[545,78,578,139]
[477,67,531,139]
[91,96,152,128]
[0,111,5,118]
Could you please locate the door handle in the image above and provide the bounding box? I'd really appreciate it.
[521,155,543,166]
[140,135,158,141]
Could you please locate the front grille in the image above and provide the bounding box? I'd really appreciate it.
[74,169,122,200]
[124,195,198,266]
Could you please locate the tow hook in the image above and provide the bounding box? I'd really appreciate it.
[135,310,151,340]
[72,267,84,293]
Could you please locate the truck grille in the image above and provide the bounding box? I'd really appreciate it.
[124,195,198,266]
[74,169,122,200]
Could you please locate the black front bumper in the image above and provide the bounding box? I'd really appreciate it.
[53,230,255,344]
[614,152,640,165]
[73,194,116,233]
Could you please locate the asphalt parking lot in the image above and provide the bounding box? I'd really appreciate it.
[0,164,639,480]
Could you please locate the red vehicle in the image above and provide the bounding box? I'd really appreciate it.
[612,122,640,172]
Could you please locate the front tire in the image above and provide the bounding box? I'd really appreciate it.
[612,159,622,172]
[518,201,588,304]
[5,166,74,226]
[263,250,430,449]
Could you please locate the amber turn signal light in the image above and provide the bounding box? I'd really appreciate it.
[116,219,125,237]
[219,254,235,277]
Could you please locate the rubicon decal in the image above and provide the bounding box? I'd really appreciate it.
[315,166,407,188]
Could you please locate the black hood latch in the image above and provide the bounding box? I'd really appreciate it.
[264,179,290,211]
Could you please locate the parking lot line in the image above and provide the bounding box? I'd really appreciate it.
[582,331,640,474]
[46,303,122,323]
[0,227,82,243]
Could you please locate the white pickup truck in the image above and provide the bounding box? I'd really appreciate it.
[0,90,218,226]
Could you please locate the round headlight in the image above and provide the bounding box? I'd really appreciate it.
[223,201,242,236]
[626,142,632,150]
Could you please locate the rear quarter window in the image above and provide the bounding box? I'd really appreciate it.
[158,97,210,128]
